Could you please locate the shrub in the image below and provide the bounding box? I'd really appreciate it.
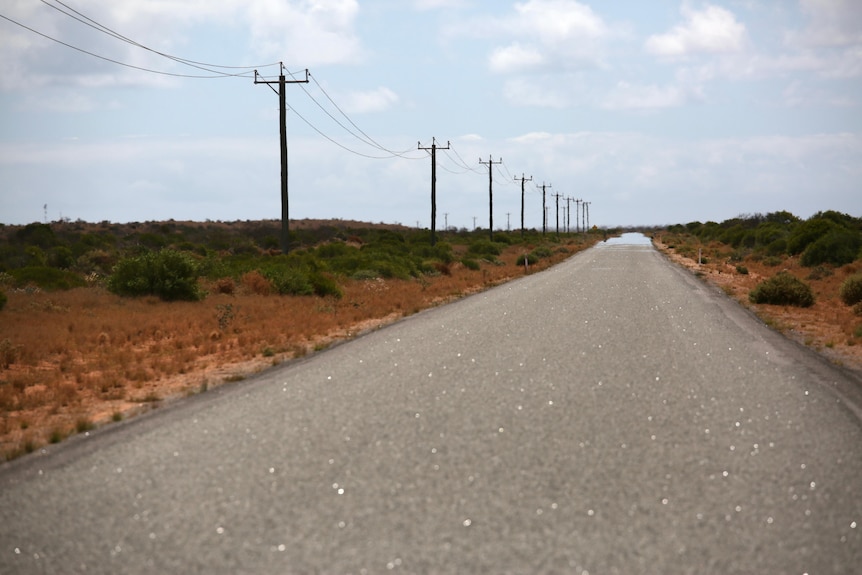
[839,274,862,306]
[266,267,313,296]
[241,270,272,295]
[461,258,480,271]
[11,267,86,290]
[800,229,862,267]
[516,253,539,266]
[309,272,343,299]
[467,240,503,257]
[532,246,553,259]
[107,249,202,301]
[749,272,815,308]
[0,289,6,311]
[735,265,749,275]
[351,269,380,280]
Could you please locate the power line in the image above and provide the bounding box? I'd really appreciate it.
[0,4,278,79]
[306,72,417,158]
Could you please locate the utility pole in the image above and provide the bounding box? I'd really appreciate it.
[479,156,502,241]
[514,174,532,237]
[419,137,450,246]
[537,183,551,235]
[585,201,592,230]
[581,200,590,234]
[506,212,511,231]
[254,64,309,253]
[575,199,582,233]
[554,193,562,237]
[444,213,449,231]
[473,216,477,230]
[566,196,573,233]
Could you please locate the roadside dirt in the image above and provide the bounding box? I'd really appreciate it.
[654,238,862,373]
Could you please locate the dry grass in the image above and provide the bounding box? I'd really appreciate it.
[655,237,862,371]
[0,241,589,460]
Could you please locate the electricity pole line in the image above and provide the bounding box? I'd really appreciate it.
[575,198,582,234]
[581,200,590,234]
[479,156,502,241]
[537,183,551,236]
[254,63,309,253]
[514,173,532,237]
[418,137,449,246]
[554,193,562,237]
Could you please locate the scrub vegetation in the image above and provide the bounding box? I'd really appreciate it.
[0,218,602,460]
[656,210,862,367]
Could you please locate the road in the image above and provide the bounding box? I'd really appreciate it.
[1,233,861,574]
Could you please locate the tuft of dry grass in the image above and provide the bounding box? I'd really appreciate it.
[0,241,590,460]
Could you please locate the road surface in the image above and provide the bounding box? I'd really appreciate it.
[1,233,861,574]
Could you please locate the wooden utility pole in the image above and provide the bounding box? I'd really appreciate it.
[566,196,573,233]
[254,64,309,253]
[479,156,502,241]
[554,192,562,237]
[537,183,551,236]
[514,173,532,237]
[419,138,450,246]
[575,198,582,233]
[585,201,592,230]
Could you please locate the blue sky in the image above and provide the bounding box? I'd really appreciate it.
[1,0,860,229]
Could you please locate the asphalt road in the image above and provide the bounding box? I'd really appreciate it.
[2,233,862,574]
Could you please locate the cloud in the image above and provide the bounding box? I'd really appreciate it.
[340,87,399,114]
[414,0,466,10]
[602,81,691,110]
[645,4,746,58]
[0,0,364,92]
[795,0,862,47]
[245,0,363,66]
[489,43,545,74]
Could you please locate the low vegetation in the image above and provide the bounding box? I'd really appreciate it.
[0,218,603,460]
[656,209,862,365]
[749,272,815,307]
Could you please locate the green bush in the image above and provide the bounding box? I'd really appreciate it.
[467,240,503,257]
[309,272,343,299]
[839,274,862,306]
[461,258,480,271]
[735,265,749,275]
[107,249,201,301]
[800,229,862,267]
[266,267,313,296]
[749,272,815,308]
[0,289,6,311]
[516,253,539,266]
[532,246,553,259]
[10,267,86,290]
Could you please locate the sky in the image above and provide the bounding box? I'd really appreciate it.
[1,0,860,230]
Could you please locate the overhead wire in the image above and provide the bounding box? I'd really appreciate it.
[6,3,543,202]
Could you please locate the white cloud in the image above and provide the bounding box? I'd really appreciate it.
[245,0,363,66]
[414,0,466,10]
[341,87,399,114]
[0,0,364,92]
[796,0,862,47]
[645,4,747,58]
[489,43,545,73]
[602,81,690,110]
